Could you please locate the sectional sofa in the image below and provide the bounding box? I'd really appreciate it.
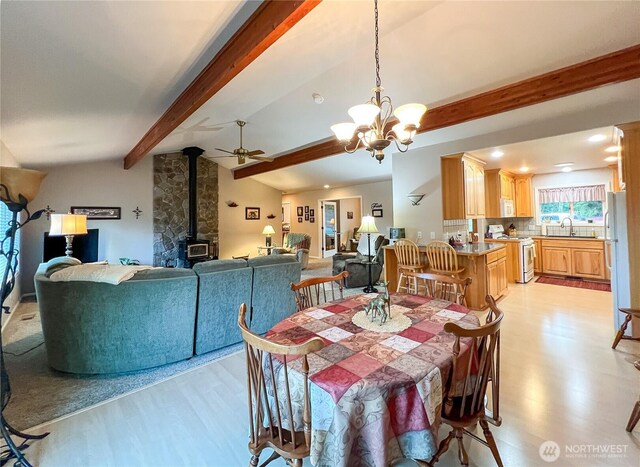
[34,255,301,374]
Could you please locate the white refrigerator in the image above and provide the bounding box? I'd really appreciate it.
[606,191,631,333]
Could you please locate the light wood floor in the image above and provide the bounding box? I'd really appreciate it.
[18,281,640,466]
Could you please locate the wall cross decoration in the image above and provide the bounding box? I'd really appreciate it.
[43,205,56,220]
[132,206,143,219]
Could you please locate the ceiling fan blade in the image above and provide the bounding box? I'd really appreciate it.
[207,155,236,159]
[248,155,274,162]
[247,150,265,156]
[214,148,236,155]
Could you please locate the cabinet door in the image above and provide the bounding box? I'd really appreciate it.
[533,239,542,273]
[487,260,499,298]
[475,165,486,217]
[515,177,532,217]
[542,247,571,275]
[496,257,508,297]
[500,173,512,199]
[572,248,605,279]
[464,162,476,218]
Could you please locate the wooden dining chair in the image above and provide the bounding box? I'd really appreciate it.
[430,295,504,467]
[612,308,640,349]
[627,360,640,432]
[424,241,465,277]
[291,271,349,311]
[394,239,427,294]
[238,304,325,467]
[403,272,472,306]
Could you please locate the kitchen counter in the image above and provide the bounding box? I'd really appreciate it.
[382,242,505,257]
[532,235,605,241]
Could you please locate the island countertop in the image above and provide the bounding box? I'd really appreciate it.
[382,242,506,257]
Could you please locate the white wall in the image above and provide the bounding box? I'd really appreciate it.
[282,180,393,257]
[338,197,361,246]
[21,158,154,293]
[218,166,283,259]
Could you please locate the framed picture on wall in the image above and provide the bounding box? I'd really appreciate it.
[245,207,260,220]
[309,209,315,217]
[305,213,309,221]
[305,206,309,213]
[372,208,383,218]
[347,211,353,219]
[70,206,121,220]
[298,217,303,223]
[310,217,315,223]
[297,206,303,216]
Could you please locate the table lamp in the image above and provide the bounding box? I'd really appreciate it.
[49,213,88,257]
[262,224,276,247]
[0,166,49,466]
[358,215,379,293]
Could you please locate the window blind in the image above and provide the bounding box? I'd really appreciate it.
[538,184,606,204]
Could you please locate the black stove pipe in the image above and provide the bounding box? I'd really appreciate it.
[182,146,205,240]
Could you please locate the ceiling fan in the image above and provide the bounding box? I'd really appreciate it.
[209,120,273,164]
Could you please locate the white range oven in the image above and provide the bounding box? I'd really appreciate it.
[487,224,535,283]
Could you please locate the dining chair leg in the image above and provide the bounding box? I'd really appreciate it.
[612,314,632,349]
[480,420,504,467]
[397,271,406,293]
[260,451,281,467]
[455,428,469,466]
[430,429,455,465]
[626,400,640,432]
[249,454,260,467]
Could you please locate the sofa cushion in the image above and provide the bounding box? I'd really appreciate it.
[193,258,248,274]
[43,256,82,277]
[129,268,195,281]
[247,255,297,268]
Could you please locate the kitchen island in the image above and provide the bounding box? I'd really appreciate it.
[383,242,508,310]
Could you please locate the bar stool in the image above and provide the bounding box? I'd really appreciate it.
[394,239,427,294]
[424,241,465,277]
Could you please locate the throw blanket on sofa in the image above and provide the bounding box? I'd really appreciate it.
[286,232,309,249]
[49,264,154,285]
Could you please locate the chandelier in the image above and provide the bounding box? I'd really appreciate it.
[331,0,427,163]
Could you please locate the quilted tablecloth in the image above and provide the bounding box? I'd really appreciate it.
[264,292,480,467]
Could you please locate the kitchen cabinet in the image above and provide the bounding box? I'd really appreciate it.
[572,248,606,279]
[487,255,508,299]
[542,247,572,275]
[514,175,533,217]
[442,153,486,220]
[484,239,521,283]
[533,239,542,273]
[484,169,515,218]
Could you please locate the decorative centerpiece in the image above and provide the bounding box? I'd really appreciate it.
[363,282,391,325]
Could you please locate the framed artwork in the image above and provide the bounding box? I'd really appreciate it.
[245,207,260,220]
[372,208,383,218]
[298,217,303,223]
[347,211,353,219]
[305,206,309,213]
[297,206,303,216]
[310,217,315,223]
[305,213,309,221]
[309,208,315,217]
[70,206,121,220]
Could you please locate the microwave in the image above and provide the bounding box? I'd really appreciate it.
[500,199,515,217]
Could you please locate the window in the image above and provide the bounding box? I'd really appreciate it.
[537,184,606,224]
[0,203,18,277]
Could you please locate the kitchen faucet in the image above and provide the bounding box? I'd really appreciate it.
[560,217,577,237]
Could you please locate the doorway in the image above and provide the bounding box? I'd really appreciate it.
[322,201,337,257]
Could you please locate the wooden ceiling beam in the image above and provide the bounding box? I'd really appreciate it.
[123,0,321,170]
[233,44,640,180]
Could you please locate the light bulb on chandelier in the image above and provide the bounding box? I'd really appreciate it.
[330,0,427,163]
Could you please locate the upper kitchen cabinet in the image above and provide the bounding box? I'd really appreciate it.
[514,174,533,217]
[442,153,486,220]
[485,169,515,217]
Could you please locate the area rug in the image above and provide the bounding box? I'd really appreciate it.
[536,275,611,292]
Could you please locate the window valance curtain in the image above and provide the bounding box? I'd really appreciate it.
[538,184,606,204]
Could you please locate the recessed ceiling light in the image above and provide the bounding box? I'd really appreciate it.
[561,167,572,173]
[588,134,606,142]
[323,184,330,189]
[604,156,619,162]
[554,162,574,167]
[491,150,504,158]
[312,93,325,104]
[519,166,529,173]
[605,145,621,153]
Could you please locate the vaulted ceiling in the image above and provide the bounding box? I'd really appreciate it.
[2,1,639,192]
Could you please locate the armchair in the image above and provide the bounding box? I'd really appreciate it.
[332,234,389,288]
[272,232,311,269]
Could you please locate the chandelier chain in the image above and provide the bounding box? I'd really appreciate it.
[374,0,381,88]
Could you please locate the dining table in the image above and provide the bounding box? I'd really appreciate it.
[263,292,481,467]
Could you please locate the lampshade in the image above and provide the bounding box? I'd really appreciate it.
[358,215,378,234]
[330,122,357,143]
[261,225,276,236]
[0,167,47,204]
[392,123,414,143]
[49,214,88,236]
[393,103,427,128]
[348,103,380,128]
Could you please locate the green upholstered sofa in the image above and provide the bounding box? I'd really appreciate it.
[35,255,301,374]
